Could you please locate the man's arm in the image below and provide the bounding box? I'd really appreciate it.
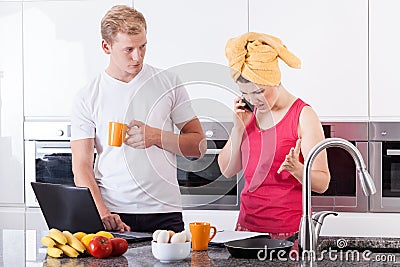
[125,117,207,158]
[71,138,130,231]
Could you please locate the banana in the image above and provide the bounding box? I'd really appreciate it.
[62,230,86,253]
[41,236,56,247]
[46,247,63,258]
[48,228,67,245]
[73,231,87,241]
[55,243,79,258]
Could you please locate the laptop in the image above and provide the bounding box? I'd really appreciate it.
[31,182,152,243]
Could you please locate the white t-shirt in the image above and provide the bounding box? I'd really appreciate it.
[71,64,196,213]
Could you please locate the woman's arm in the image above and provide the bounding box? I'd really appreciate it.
[218,126,245,178]
[278,106,331,193]
[218,97,253,178]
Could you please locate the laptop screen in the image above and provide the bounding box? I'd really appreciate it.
[31,182,105,233]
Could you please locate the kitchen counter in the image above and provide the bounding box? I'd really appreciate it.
[1,229,400,266]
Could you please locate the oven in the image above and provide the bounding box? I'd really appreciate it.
[24,119,74,207]
[369,122,400,212]
[312,122,369,212]
[177,121,244,210]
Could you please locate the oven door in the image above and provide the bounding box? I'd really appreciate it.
[25,141,74,207]
[370,141,400,212]
[177,147,243,210]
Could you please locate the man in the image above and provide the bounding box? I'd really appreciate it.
[71,5,205,233]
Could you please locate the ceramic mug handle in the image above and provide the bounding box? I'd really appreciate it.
[209,226,217,242]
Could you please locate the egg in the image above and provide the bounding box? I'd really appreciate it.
[156,230,170,243]
[152,229,162,241]
[181,230,192,242]
[170,232,186,243]
[167,230,175,242]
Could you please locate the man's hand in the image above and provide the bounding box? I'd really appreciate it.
[277,139,303,177]
[125,120,160,149]
[101,213,131,232]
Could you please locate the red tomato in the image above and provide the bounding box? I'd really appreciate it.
[88,236,113,259]
[110,238,129,256]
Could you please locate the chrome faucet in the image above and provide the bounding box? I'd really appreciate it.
[298,138,376,258]
[312,211,337,242]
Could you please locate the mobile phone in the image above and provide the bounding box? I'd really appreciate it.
[241,98,254,112]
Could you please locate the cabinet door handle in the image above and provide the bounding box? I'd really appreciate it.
[205,149,221,155]
[387,149,400,156]
[37,148,71,154]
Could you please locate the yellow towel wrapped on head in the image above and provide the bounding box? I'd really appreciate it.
[225,32,301,86]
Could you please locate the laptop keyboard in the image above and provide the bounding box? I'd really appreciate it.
[111,231,153,240]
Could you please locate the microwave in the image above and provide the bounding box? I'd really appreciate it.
[369,122,400,212]
[177,121,244,210]
[312,122,369,212]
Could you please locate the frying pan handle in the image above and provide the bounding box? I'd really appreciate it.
[285,232,298,243]
[209,226,217,242]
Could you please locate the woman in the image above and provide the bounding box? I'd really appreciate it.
[218,32,330,241]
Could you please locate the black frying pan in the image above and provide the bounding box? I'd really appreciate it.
[224,235,295,259]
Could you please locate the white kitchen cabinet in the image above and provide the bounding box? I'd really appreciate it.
[0,207,25,230]
[249,0,368,120]
[0,2,24,204]
[23,0,133,117]
[134,0,247,67]
[133,0,248,122]
[369,0,400,120]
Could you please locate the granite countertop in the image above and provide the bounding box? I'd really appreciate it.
[2,230,400,267]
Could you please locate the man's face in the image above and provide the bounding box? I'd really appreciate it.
[103,30,147,80]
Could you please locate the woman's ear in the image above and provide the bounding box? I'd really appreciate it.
[102,39,111,54]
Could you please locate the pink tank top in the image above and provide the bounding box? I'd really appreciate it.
[238,98,308,233]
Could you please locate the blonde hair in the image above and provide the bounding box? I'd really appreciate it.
[101,5,147,45]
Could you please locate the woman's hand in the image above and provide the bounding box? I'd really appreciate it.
[277,139,303,180]
[233,97,253,132]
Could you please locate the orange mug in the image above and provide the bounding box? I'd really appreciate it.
[189,222,217,251]
[108,122,128,147]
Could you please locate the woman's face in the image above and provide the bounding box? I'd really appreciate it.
[238,82,280,112]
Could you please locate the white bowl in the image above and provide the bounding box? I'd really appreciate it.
[151,241,191,263]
